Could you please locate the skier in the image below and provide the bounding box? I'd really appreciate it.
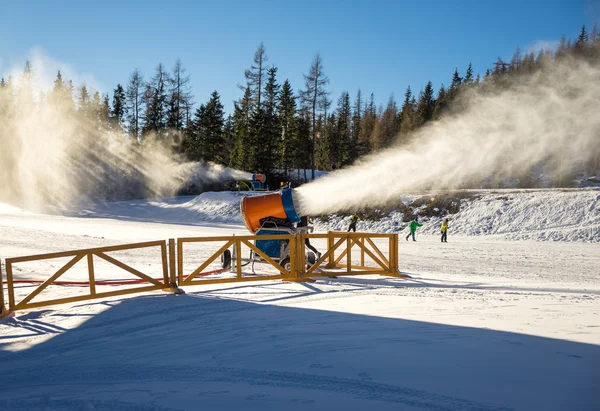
[405,217,422,241]
[297,216,321,259]
[347,214,361,232]
[441,218,449,242]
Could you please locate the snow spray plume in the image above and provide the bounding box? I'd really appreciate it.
[295,57,600,216]
[0,72,250,212]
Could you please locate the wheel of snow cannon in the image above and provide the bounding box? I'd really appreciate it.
[221,249,232,269]
[280,257,292,272]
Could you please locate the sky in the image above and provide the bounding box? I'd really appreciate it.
[0,0,597,114]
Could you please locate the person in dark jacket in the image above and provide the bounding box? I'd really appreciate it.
[405,218,422,241]
[297,216,321,258]
[347,214,361,232]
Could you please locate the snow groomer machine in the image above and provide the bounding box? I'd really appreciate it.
[239,188,316,272]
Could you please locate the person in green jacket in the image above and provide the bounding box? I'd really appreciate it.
[405,218,422,241]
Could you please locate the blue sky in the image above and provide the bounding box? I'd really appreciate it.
[0,0,596,114]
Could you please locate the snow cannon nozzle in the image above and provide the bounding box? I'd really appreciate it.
[241,188,302,233]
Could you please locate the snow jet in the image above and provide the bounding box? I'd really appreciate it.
[0,59,250,212]
[295,57,600,216]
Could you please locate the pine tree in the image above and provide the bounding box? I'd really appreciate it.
[244,42,268,111]
[53,71,64,93]
[257,66,281,177]
[222,115,235,167]
[374,94,398,150]
[350,89,362,162]
[278,79,298,176]
[190,104,206,160]
[101,93,110,126]
[230,86,252,169]
[448,68,463,100]
[492,57,508,76]
[112,84,127,128]
[300,53,330,180]
[167,58,194,130]
[296,108,312,181]
[577,25,588,46]
[358,93,376,155]
[399,86,415,136]
[203,91,226,163]
[142,63,169,137]
[433,84,447,119]
[416,81,435,125]
[50,71,71,109]
[317,112,334,170]
[91,91,103,124]
[334,91,352,167]
[78,85,90,116]
[464,63,474,84]
[510,48,522,72]
[575,25,589,55]
[126,69,144,140]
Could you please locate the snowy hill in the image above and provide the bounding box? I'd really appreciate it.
[69,188,600,242]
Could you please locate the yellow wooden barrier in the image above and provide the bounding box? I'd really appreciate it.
[4,240,173,312]
[297,231,408,280]
[1,231,407,315]
[176,231,406,287]
[177,234,297,286]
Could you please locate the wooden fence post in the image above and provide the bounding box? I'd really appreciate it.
[1,260,11,318]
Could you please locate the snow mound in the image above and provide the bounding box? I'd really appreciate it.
[313,189,600,243]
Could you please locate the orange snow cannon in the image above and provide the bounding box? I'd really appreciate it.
[241,188,301,233]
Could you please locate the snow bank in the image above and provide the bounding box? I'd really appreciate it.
[2,188,597,242]
[320,189,600,243]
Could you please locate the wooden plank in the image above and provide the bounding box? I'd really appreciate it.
[95,252,163,287]
[15,284,165,311]
[347,237,352,273]
[168,239,176,285]
[354,240,389,271]
[289,235,296,278]
[309,270,387,278]
[184,240,233,284]
[365,237,390,267]
[6,260,15,310]
[18,254,85,307]
[161,242,169,284]
[236,239,242,279]
[5,241,165,264]
[360,237,365,267]
[177,238,184,283]
[242,240,288,277]
[184,274,285,287]
[0,262,6,315]
[306,236,346,275]
[87,254,96,296]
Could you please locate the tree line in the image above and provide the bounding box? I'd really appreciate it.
[1,25,599,190]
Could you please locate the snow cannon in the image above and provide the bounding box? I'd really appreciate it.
[239,188,315,268]
[241,188,302,234]
[251,173,266,190]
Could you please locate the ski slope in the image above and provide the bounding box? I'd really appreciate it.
[0,189,599,411]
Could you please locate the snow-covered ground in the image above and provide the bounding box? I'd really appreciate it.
[1,189,599,411]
